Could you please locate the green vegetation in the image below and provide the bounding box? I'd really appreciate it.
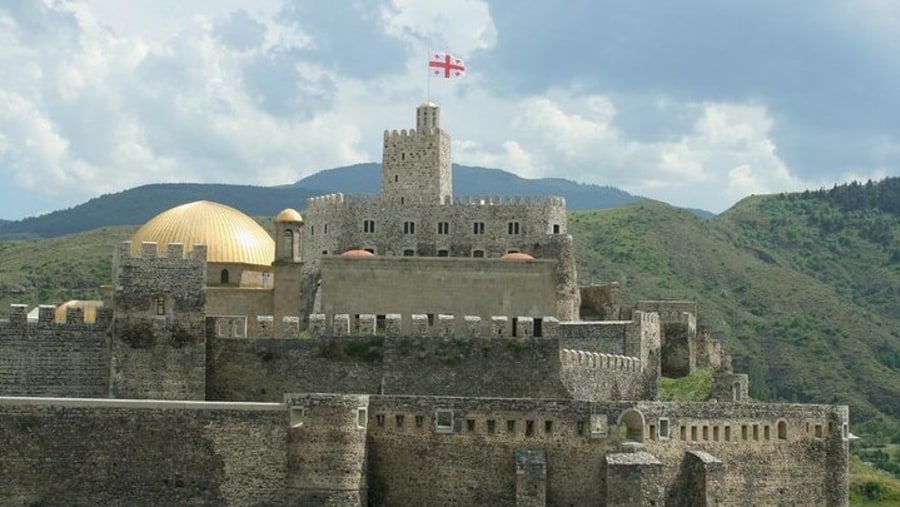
[850,455,900,506]
[658,368,713,402]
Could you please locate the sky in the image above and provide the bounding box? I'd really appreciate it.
[0,1,898,219]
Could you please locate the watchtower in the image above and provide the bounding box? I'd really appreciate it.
[381,102,452,204]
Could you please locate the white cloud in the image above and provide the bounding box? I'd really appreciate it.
[381,0,497,55]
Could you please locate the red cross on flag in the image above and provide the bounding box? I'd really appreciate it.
[429,52,466,78]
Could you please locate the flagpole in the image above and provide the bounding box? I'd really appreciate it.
[426,48,431,102]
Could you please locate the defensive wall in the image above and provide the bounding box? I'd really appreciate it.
[317,256,560,321]
[0,394,848,506]
[381,126,452,202]
[208,313,642,402]
[0,305,111,397]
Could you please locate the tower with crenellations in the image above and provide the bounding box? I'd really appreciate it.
[380,102,452,205]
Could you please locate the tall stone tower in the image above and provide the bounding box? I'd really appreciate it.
[381,102,452,204]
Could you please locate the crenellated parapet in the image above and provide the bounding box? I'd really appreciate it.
[444,194,566,208]
[0,304,113,330]
[560,349,641,373]
[308,313,560,339]
[117,240,207,261]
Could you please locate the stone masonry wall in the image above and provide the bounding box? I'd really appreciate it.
[559,349,644,401]
[0,397,288,506]
[364,397,849,507]
[0,305,111,397]
[110,241,208,400]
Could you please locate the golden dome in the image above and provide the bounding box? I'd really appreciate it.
[130,201,275,266]
[275,208,303,223]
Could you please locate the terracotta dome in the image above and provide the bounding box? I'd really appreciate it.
[501,251,535,261]
[341,249,376,258]
[130,201,275,267]
[274,208,303,223]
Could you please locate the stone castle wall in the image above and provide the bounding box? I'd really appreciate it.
[381,128,451,202]
[0,397,288,506]
[317,256,560,320]
[0,305,111,397]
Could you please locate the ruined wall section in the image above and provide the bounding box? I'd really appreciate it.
[0,397,289,506]
[110,241,207,400]
[0,305,111,397]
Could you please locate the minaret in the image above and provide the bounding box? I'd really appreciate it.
[381,102,452,204]
[273,208,304,336]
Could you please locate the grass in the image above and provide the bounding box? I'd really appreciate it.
[658,368,714,402]
[850,455,900,506]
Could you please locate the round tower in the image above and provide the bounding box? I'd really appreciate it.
[274,208,304,263]
[286,394,370,505]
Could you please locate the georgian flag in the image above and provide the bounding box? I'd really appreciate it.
[429,52,466,78]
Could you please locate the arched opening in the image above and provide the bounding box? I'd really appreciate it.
[282,230,294,258]
[221,269,230,284]
[617,409,645,443]
[777,420,787,440]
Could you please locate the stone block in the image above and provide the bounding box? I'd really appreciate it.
[462,315,481,338]
[384,314,402,337]
[411,314,429,337]
[542,317,560,338]
[140,241,157,258]
[257,316,274,338]
[9,304,27,326]
[66,307,84,324]
[333,314,351,337]
[38,305,55,323]
[282,316,300,338]
[491,316,509,337]
[358,314,376,336]
[517,317,534,338]
[436,314,455,338]
[308,314,326,336]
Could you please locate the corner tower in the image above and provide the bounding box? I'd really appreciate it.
[381,102,452,204]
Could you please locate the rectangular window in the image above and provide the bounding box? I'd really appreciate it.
[363,219,375,233]
[702,426,709,441]
[725,426,731,441]
[396,414,404,427]
[742,424,748,440]
[507,420,516,433]
[436,410,453,433]
[658,418,670,440]
[713,426,720,441]
[753,424,759,441]
[815,424,823,438]
[508,221,520,234]
[155,297,165,315]
[680,425,687,440]
[403,221,416,234]
[415,415,424,428]
[577,421,585,435]
[764,425,770,441]
[376,414,385,427]
[437,221,450,234]
[472,249,485,258]
[473,222,485,235]
[525,420,534,437]
[552,224,560,234]
[437,249,449,257]
[544,420,553,434]
[403,249,415,256]
[324,223,328,234]
[467,419,475,432]
[691,426,698,441]
[649,424,656,440]
[357,408,367,429]
[487,420,496,433]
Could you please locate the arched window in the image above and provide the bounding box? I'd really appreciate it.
[777,420,787,440]
[617,409,645,443]
[733,381,743,402]
[221,269,230,284]
[282,230,294,258]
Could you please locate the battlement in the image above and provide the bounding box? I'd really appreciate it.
[0,304,113,329]
[445,194,566,208]
[383,128,442,139]
[308,313,559,339]
[116,241,207,261]
[560,349,641,372]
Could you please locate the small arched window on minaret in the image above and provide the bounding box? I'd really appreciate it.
[283,230,294,258]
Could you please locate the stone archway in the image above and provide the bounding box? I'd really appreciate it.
[618,409,645,443]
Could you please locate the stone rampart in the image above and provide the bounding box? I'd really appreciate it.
[0,304,111,397]
[0,396,289,506]
[364,396,849,507]
[559,349,643,401]
[308,313,560,339]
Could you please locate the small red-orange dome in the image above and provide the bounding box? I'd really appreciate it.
[501,251,534,261]
[341,249,376,258]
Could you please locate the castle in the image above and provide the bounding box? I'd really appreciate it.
[0,103,848,506]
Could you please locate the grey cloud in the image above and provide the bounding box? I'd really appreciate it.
[276,0,407,79]
[214,9,267,51]
[242,48,336,119]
